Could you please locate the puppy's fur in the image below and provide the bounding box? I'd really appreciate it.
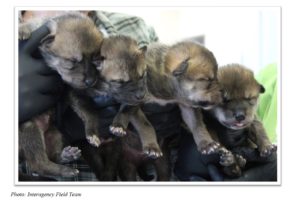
[36,12,106,148]
[203,64,277,177]
[38,13,103,89]
[39,19,162,180]
[19,12,102,178]
[19,110,81,177]
[117,130,173,181]
[98,35,147,104]
[112,42,223,156]
[109,41,223,180]
[93,36,162,157]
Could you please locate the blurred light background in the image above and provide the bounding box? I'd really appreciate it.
[102,7,280,73]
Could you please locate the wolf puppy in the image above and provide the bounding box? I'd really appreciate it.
[204,64,277,177]
[37,12,105,148]
[19,12,103,177]
[111,42,223,154]
[94,35,162,156]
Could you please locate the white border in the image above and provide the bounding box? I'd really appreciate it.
[15,6,281,186]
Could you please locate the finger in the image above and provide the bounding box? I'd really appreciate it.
[23,25,50,53]
[25,59,56,75]
[19,93,58,123]
[35,93,60,112]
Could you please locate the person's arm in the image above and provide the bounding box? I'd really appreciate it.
[19,25,64,123]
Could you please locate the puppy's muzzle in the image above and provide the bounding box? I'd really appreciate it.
[84,76,98,88]
[134,89,146,101]
[235,114,245,122]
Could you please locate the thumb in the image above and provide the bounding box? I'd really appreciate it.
[23,24,50,53]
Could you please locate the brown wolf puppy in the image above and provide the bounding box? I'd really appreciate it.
[19,12,103,177]
[37,12,104,147]
[98,35,147,105]
[203,64,277,177]
[19,12,102,89]
[91,35,162,157]
[38,13,102,89]
[111,42,223,155]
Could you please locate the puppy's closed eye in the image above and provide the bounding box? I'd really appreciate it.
[111,79,124,83]
[244,97,258,105]
[197,78,209,82]
[69,57,82,64]
[92,59,101,66]
[223,97,231,103]
[196,77,214,82]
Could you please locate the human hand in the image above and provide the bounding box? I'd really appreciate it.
[19,25,63,123]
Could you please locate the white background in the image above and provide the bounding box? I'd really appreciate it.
[103,7,280,74]
[2,0,299,200]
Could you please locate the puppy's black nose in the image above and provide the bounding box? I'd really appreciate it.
[198,101,210,107]
[220,89,225,95]
[85,78,96,87]
[235,114,245,122]
[135,90,146,100]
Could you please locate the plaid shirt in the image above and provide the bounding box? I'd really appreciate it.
[91,11,159,47]
[20,159,99,182]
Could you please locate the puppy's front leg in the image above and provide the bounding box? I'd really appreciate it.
[109,104,131,137]
[179,104,220,154]
[68,91,101,147]
[129,106,163,158]
[249,117,277,157]
[44,126,81,163]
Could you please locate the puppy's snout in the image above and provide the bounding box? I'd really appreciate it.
[199,101,209,107]
[135,90,146,100]
[219,89,227,102]
[84,77,97,87]
[220,89,225,96]
[84,59,98,87]
[235,114,245,122]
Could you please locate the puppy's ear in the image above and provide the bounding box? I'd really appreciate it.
[40,19,57,48]
[139,46,147,57]
[40,34,55,48]
[259,84,265,93]
[173,58,189,77]
[85,11,94,18]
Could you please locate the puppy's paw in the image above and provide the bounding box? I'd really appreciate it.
[219,151,235,166]
[143,143,163,159]
[60,146,82,163]
[86,135,101,147]
[235,154,246,168]
[199,141,220,155]
[109,125,127,137]
[19,24,32,40]
[223,164,242,178]
[259,144,277,157]
[60,166,79,177]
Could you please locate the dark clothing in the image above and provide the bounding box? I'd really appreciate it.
[174,131,277,181]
